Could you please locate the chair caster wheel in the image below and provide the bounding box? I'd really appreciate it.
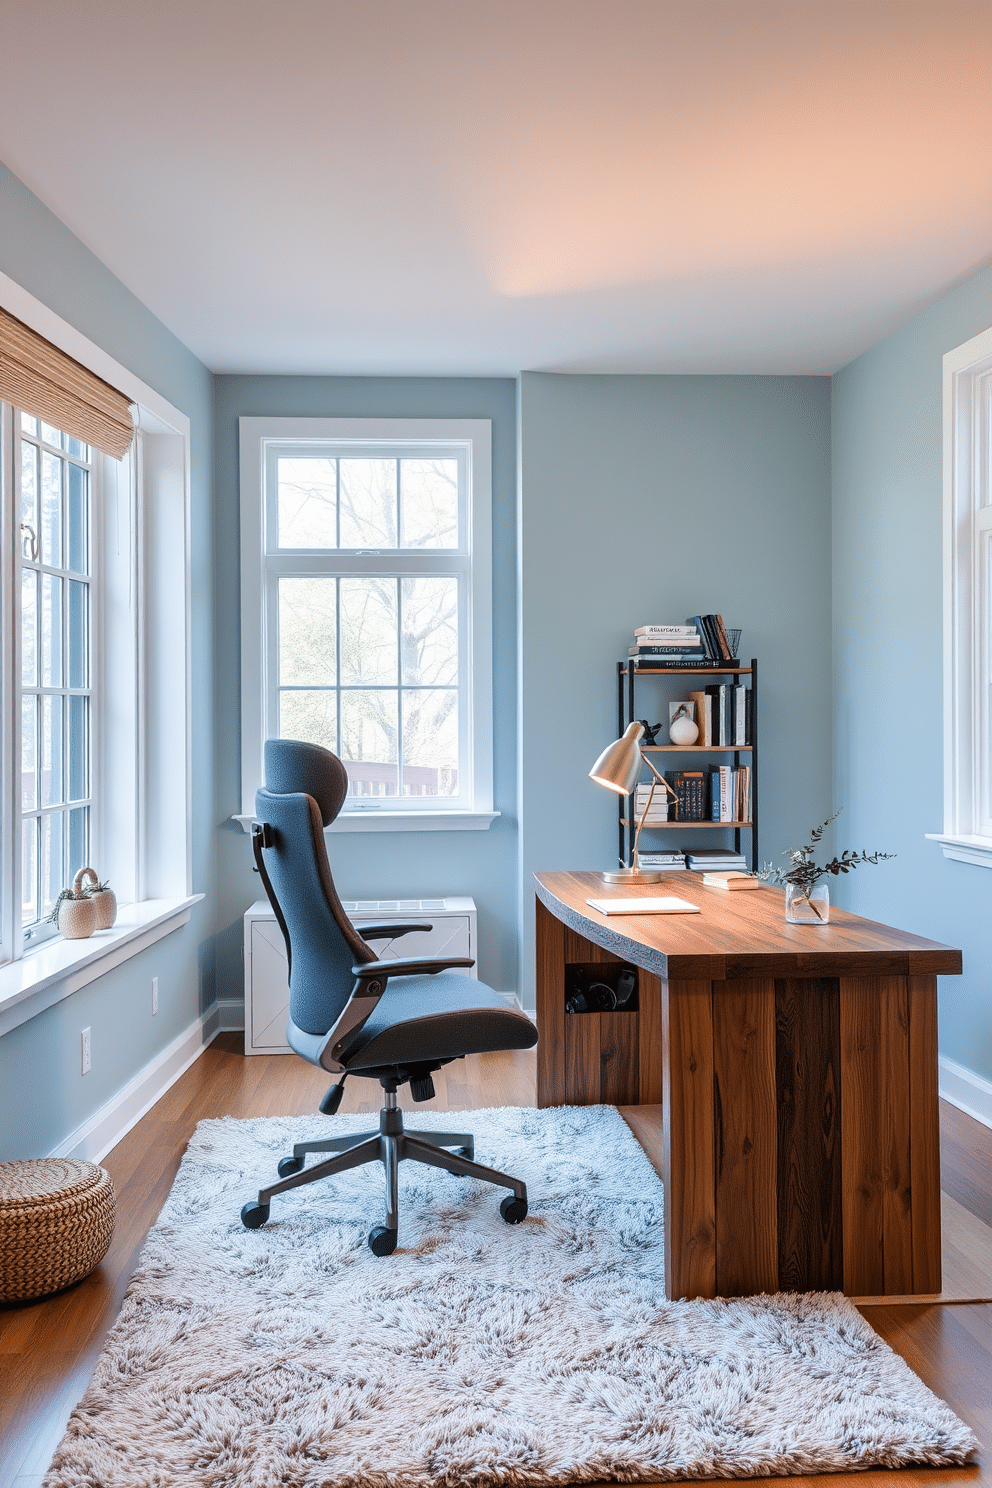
[241,1202,270,1229]
[455,1145,474,1159]
[368,1225,398,1256]
[278,1155,303,1178]
[500,1195,527,1224]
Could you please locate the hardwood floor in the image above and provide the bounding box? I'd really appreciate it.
[2,1034,990,1487]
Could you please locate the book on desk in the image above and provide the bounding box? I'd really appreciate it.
[585,896,701,915]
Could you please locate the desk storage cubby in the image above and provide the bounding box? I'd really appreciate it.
[565,963,639,1014]
[540,920,662,1107]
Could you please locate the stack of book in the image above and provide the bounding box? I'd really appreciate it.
[686,683,751,747]
[636,850,687,869]
[686,848,749,871]
[628,624,705,667]
[707,764,751,823]
[686,614,738,663]
[634,782,671,823]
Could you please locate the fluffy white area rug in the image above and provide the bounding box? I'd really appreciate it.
[46,1105,977,1487]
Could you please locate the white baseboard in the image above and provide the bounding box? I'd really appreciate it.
[50,1006,222,1163]
[939,1054,992,1131]
[215,998,245,1032]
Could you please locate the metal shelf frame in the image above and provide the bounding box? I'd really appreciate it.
[617,658,759,873]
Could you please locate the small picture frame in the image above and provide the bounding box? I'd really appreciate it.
[669,701,695,725]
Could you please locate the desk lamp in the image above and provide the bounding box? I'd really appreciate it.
[589,721,679,884]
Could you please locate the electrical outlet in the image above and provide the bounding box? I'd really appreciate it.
[151,977,159,1015]
[81,1026,91,1075]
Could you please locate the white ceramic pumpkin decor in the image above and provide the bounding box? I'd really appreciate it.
[668,705,699,746]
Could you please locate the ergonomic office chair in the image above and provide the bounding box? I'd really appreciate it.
[241,739,539,1255]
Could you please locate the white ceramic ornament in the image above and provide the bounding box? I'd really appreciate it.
[668,707,699,746]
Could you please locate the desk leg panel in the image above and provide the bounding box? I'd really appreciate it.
[638,973,664,1105]
[599,1011,639,1105]
[909,974,941,1293]
[712,978,778,1298]
[840,976,914,1296]
[662,979,717,1300]
[564,1013,602,1105]
[774,978,843,1293]
[536,898,566,1107]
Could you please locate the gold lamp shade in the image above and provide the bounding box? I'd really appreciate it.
[588,721,645,796]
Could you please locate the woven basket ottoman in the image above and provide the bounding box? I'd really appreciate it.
[0,1157,116,1302]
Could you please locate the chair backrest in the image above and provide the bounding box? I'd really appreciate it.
[254,740,376,1037]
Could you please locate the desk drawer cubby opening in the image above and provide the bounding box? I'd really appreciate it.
[564,963,639,1014]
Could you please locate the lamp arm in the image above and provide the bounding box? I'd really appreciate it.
[642,754,679,797]
[631,757,679,871]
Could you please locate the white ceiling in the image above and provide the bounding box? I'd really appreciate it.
[2,0,991,377]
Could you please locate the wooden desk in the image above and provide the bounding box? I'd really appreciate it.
[534,871,962,1302]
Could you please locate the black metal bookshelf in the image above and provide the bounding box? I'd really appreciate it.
[616,658,758,873]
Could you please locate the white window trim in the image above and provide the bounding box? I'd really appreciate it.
[0,895,204,1036]
[927,323,992,867]
[237,416,497,832]
[0,269,197,1021]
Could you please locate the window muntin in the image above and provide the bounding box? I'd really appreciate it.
[16,413,93,944]
[263,443,469,808]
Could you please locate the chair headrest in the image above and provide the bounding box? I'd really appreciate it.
[263,740,349,826]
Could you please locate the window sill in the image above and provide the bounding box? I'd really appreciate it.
[925,832,992,868]
[233,811,499,834]
[0,895,204,1036]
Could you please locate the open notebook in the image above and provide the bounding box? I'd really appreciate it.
[585,897,701,916]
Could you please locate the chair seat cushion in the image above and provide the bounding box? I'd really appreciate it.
[343,971,537,1069]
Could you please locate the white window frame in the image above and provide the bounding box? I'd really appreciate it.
[237,417,497,832]
[928,324,992,867]
[11,412,100,949]
[0,271,201,1035]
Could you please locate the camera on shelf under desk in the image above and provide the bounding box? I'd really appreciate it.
[564,965,637,1014]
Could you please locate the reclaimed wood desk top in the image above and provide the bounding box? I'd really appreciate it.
[533,870,963,982]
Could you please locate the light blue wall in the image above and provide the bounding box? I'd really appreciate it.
[7,143,987,1139]
[0,163,216,1160]
[211,376,519,1002]
[832,262,992,1087]
[517,373,833,1002]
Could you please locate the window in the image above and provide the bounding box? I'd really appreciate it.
[929,325,992,866]
[2,403,107,957]
[0,273,197,1024]
[16,413,94,944]
[239,418,495,829]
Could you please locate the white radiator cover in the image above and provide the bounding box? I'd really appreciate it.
[243,897,478,1055]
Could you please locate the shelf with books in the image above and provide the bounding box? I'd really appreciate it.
[615,653,758,872]
[632,664,751,675]
[620,819,753,829]
[643,744,753,752]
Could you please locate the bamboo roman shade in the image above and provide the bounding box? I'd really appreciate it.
[0,308,135,460]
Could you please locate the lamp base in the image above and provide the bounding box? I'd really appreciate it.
[601,867,662,884]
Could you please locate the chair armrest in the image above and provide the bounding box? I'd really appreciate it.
[321,956,476,1072]
[319,969,391,1072]
[352,956,475,978]
[358,922,431,941]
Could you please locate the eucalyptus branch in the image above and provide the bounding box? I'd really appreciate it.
[758,811,895,899]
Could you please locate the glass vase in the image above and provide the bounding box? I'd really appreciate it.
[785,882,829,924]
